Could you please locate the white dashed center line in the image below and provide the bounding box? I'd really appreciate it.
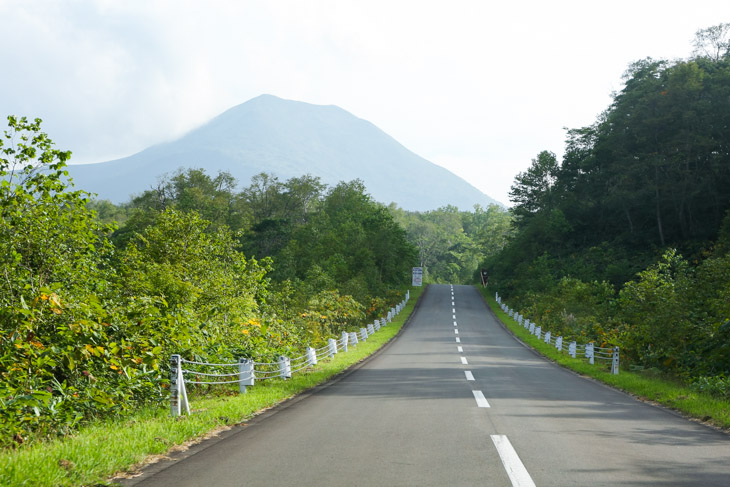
[454,329,459,335]
[491,435,535,487]
[460,356,468,365]
[455,337,461,343]
[465,370,475,381]
[472,390,490,408]
[457,346,463,352]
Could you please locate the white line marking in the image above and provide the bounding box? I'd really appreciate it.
[491,435,535,487]
[454,329,459,335]
[453,321,457,326]
[460,356,468,365]
[452,307,456,313]
[452,314,456,319]
[465,370,475,381]
[457,346,463,352]
[455,337,461,343]
[473,390,490,408]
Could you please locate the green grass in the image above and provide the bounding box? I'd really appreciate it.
[0,287,423,487]
[477,286,730,431]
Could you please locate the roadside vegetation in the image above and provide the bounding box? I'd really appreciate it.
[479,287,730,431]
[0,286,421,487]
[480,24,730,414]
[0,115,417,454]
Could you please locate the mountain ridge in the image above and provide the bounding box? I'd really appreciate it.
[67,95,502,211]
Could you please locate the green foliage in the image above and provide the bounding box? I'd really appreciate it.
[391,203,511,284]
[0,119,411,448]
[485,28,730,387]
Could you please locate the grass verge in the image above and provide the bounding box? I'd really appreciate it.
[0,286,423,487]
[477,286,730,432]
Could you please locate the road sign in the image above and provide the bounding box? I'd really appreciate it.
[412,267,423,286]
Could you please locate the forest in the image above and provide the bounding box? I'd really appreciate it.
[483,24,730,396]
[0,121,417,447]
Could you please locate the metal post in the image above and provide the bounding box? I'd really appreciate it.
[545,331,551,344]
[367,324,375,335]
[328,338,337,357]
[239,358,254,393]
[360,327,368,341]
[535,326,541,340]
[586,343,594,365]
[170,354,181,417]
[556,336,563,351]
[611,346,620,375]
[341,331,349,352]
[307,347,317,366]
[381,318,387,328]
[350,331,358,346]
[279,355,291,379]
[374,319,380,331]
[569,341,577,358]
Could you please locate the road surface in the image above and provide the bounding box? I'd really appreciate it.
[124,284,730,486]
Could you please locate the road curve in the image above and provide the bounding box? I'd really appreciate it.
[124,284,730,486]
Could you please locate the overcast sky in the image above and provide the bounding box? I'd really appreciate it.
[1,1,727,205]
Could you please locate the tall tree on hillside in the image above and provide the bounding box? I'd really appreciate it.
[693,22,730,61]
[509,150,559,226]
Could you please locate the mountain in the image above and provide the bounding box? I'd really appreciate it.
[67,95,502,211]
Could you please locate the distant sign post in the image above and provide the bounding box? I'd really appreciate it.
[480,269,489,287]
[412,267,423,287]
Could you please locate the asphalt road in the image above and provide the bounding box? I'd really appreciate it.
[125,284,730,486]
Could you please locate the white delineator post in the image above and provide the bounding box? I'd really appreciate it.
[279,355,292,379]
[170,354,189,417]
[611,346,620,375]
[341,331,349,352]
[238,358,254,393]
[586,343,594,365]
[307,347,317,366]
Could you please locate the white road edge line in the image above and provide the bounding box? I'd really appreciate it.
[465,371,475,381]
[472,390,490,408]
[460,356,468,365]
[491,435,536,487]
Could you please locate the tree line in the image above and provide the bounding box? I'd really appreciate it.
[483,24,730,395]
[0,118,417,447]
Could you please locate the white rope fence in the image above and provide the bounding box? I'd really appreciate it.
[494,292,620,376]
[170,291,411,416]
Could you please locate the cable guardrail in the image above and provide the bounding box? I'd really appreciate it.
[494,292,620,375]
[169,291,411,416]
